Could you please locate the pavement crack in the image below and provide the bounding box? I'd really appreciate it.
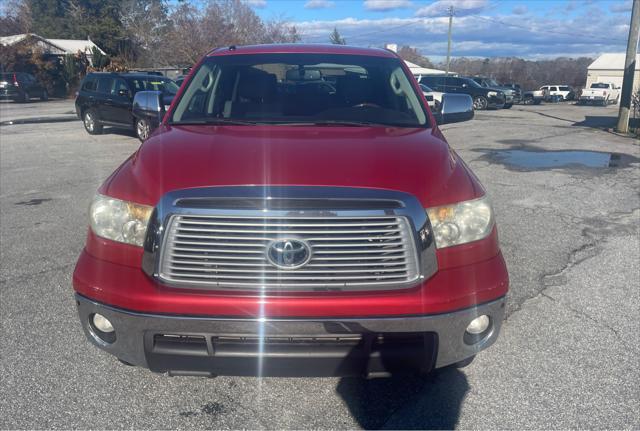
[505,207,639,321]
[539,292,628,346]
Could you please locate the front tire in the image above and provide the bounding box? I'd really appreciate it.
[473,96,488,110]
[83,109,103,135]
[135,118,151,141]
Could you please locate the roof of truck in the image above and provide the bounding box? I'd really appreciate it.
[207,44,397,58]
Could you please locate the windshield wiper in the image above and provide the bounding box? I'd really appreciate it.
[171,118,259,126]
[305,120,389,127]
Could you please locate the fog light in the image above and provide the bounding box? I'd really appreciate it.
[92,313,114,333]
[466,315,490,335]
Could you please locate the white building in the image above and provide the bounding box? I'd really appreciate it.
[586,53,640,92]
[403,60,450,78]
[0,33,106,65]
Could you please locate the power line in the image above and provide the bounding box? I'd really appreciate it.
[472,15,627,44]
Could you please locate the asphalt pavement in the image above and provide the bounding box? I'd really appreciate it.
[1,100,638,429]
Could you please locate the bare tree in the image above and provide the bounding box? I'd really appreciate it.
[0,0,32,36]
[397,46,433,68]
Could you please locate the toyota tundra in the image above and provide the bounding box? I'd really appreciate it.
[73,44,509,377]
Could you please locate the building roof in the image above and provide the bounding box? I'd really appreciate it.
[588,53,640,71]
[403,60,447,75]
[0,34,31,46]
[0,33,105,55]
[47,38,106,55]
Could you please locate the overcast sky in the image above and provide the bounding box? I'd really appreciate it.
[248,0,634,60]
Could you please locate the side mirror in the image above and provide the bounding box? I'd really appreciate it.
[437,93,474,124]
[132,90,164,123]
[117,89,130,98]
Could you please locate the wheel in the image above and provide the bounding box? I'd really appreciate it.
[523,96,533,105]
[40,89,48,101]
[503,103,513,109]
[83,109,103,135]
[473,96,488,110]
[135,117,151,141]
[21,91,30,103]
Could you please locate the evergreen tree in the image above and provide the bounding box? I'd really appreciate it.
[329,27,346,45]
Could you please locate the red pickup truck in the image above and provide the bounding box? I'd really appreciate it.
[73,44,508,377]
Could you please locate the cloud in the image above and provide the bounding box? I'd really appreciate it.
[512,5,528,15]
[244,0,266,8]
[305,0,335,9]
[296,11,629,59]
[416,0,489,17]
[610,1,632,13]
[364,0,413,12]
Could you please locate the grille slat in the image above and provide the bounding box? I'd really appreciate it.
[160,215,419,290]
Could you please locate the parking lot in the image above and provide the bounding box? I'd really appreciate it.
[1,100,638,428]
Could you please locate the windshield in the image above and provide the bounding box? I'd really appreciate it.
[127,77,179,95]
[419,83,434,92]
[171,53,428,127]
[486,78,500,87]
[589,83,609,89]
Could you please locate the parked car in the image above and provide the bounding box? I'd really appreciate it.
[501,83,523,104]
[539,85,575,101]
[419,83,443,111]
[0,72,48,102]
[75,72,178,140]
[469,76,519,108]
[522,88,547,105]
[578,82,620,106]
[175,75,187,88]
[420,75,506,110]
[73,44,508,378]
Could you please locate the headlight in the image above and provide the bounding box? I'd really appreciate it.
[426,196,494,248]
[487,91,497,97]
[89,194,153,247]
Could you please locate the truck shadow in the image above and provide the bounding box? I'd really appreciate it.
[336,368,468,430]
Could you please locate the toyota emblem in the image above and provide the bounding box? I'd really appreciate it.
[266,239,312,269]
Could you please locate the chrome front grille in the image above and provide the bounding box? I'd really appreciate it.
[158,215,420,290]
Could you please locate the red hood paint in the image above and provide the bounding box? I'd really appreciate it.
[101,124,482,208]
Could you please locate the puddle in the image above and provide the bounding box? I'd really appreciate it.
[483,149,639,170]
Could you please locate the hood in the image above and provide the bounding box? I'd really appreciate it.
[102,125,482,209]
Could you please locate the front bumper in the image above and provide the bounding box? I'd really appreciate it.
[76,293,505,377]
[487,95,506,108]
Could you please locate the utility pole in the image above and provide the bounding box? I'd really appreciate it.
[616,0,640,134]
[445,6,454,76]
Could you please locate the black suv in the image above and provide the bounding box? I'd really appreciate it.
[469,76,519,108]
[75,72,178,139]
[419,76,505,110]
[0,72,48,102]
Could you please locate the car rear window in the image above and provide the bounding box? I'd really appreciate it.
[171,53,428,128]
[127,77,179,95]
